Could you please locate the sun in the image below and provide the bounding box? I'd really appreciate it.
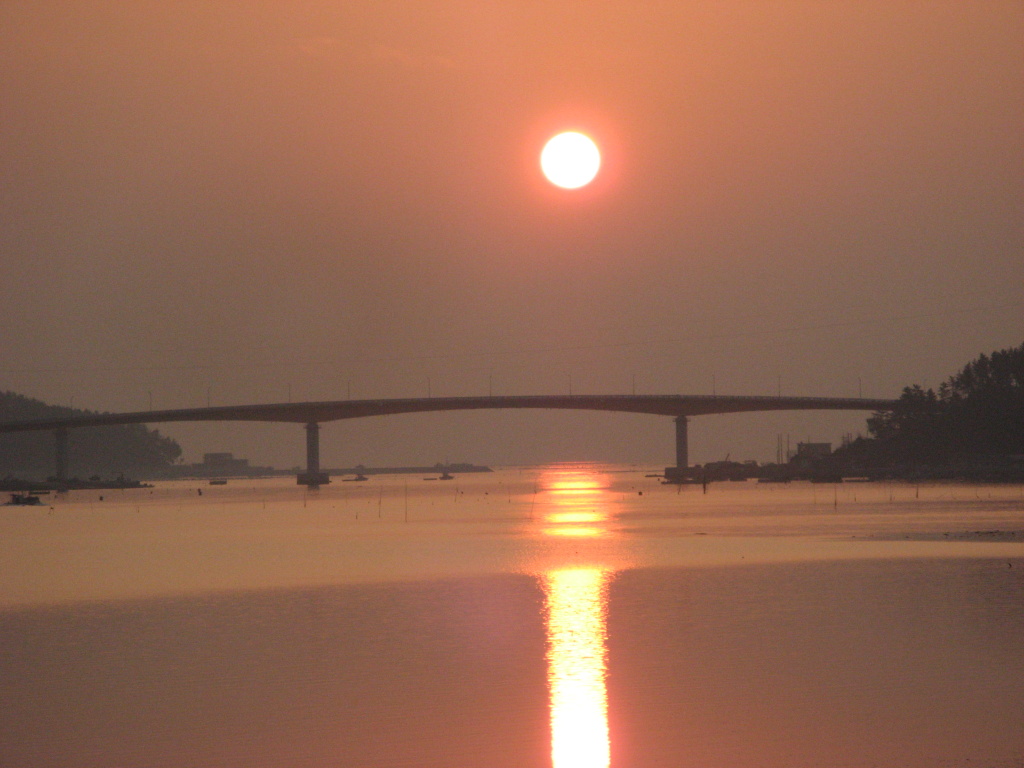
[541,132,601,189]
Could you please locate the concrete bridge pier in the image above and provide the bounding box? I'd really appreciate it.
[664,415,691,483]
[54,427,68,488]
[297,421,330,488]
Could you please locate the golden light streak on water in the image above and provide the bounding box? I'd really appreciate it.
[539,465,614,538]
[543,526,605,538]
[543,567,612,768]
[538,466,616,766]
[548,511,605,524]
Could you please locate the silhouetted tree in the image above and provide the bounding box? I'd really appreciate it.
[0,392,182,479]
[837,342,1024,472]
[942,345,1024,455]
[866,384,950,462]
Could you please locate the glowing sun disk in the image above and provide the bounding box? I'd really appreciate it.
[541,132,601,189]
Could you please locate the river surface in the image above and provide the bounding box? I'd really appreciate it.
[2,465,1023,767]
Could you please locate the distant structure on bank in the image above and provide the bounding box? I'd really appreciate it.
[792,442,832,460]
[167,452,275,479]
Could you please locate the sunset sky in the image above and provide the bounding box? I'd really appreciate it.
[2,1,1022,468]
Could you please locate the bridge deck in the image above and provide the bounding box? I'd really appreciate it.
[0,394,897,433]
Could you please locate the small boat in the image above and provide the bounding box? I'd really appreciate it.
[343,474,369,482]
[5,492,44,506]
[209,478,228,485]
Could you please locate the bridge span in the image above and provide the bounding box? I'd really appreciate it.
[0,394,897,486]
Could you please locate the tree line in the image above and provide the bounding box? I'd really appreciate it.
[0,391,182,480]
[834,342,1024,477]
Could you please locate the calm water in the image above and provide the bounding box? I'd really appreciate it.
[2,466,1023,767]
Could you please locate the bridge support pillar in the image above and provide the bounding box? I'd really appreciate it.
[664,416,691,483]
[297,421,329,488]
[54,427,68,488]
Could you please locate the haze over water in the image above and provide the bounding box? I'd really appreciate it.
[2,466,1023,767]
[4,4,1021,763]
[3,2,1021,468]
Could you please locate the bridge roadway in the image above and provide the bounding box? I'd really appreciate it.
[0,394,897,486]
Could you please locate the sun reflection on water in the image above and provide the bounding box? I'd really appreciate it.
[543,568,612,768]
[538,465,615,768]
[539,466,613,539]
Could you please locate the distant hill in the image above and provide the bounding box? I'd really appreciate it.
[0,391,182,480]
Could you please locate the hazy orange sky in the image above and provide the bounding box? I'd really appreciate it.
[2,1,1022,467]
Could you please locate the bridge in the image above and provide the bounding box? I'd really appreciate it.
[0,394,897,486]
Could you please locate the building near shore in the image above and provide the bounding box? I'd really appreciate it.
[169,452,274,479]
